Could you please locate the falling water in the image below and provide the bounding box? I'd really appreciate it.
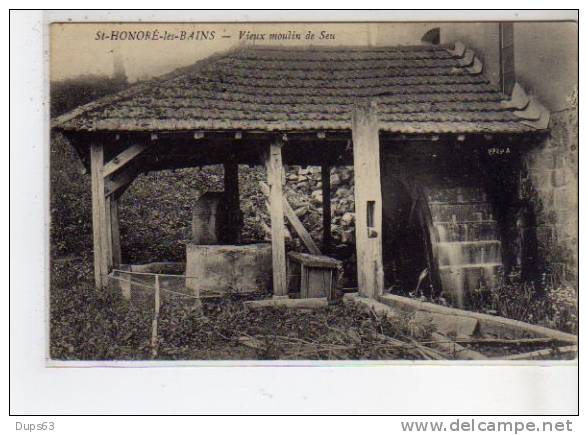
[429,188,502,308]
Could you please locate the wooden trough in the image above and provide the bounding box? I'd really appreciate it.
[355,293,577,360]
[243,293,577,360]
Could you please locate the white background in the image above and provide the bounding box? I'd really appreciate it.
[7,5,583,427]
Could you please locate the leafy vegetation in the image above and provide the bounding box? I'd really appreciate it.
[51,258,440,360]
[51,75,127,118]
[467,272,578,334]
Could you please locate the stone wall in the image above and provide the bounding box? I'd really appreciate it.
[239,164,357,287]
[246,165,356,248]
[522,107,578,284]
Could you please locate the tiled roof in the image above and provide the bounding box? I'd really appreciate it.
[54,44,543,134]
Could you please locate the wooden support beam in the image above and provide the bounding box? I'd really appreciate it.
[105,163,140,197]
[104,196,113,270]
[224,159,241,244]
[321,165,332,254]
[110,196,122,267]
[265,141,288,298]
[102,143,150,178]
[90,143,110,288]
[260,181,321,255]
[352,104,384,299]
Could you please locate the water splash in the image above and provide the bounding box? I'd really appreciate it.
[430,188,502,308]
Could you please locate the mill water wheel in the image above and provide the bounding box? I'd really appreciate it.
[383,181,504,308]
[425,187,504,307]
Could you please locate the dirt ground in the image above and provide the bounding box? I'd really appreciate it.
[49,258,575,361]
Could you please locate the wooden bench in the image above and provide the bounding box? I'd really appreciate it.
[287,251,343,300]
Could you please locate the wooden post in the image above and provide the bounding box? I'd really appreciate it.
[321,165,332,254]
[151,274,160,359]
[104,196,113,270]
[352,104,384,299]
[223,158,241,244]
[110,196,122,267]
[90,143,110,288]
[265,141,288,299]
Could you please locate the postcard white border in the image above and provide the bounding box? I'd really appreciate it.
[10,9,580,415]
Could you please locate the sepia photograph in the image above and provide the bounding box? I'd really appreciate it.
[48,19,578,362]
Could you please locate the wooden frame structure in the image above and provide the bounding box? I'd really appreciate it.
[66,120,545,299]
[54,43,548,301]
[78,108,384,298]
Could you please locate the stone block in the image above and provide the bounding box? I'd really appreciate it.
[192,191,226,244]
[552,169,569,187]
[185,243,272,294]
[554,186,576,210]
[535,188,555,210]
[553,153,568,169]
[330,173,341,186]
[554,213,577,241]
[526,148,556,170]
[341,212,355,226]
[536,225,554,249]
[530,170,554,191]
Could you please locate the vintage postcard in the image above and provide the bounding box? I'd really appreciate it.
[49,19,578,362]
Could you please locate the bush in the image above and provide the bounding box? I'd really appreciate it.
[468,272,577,334]
[50,259,153,360]
[50,133,92,258]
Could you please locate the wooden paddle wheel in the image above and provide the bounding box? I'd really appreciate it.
[383,179,504,308]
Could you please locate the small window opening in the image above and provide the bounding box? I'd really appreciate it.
[367,201,375,228]
[367,201,378,238]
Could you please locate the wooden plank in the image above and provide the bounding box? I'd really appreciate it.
[260,181,321,255]
[104,195,113,270]
[430,332,488,360]
[352,104,384,299]
[287,258,301,293]
[114,268,132,301]
[287,251,341,268]
[265,142,288,298]
[127,262,185,274]
[321,165,332,253]
[90,143,109,288]
[414,311,479,339]
[105,163,140,197]
[244,297,328,310]
[151,275,161,359]
[344,292,402,319]
[103,143,150,177]
[110,196,122,267]
[224,159,241,243]
[378,293,578,343]
[307,269,327,298]
[327,267,342,304]
[300,265,309,298]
